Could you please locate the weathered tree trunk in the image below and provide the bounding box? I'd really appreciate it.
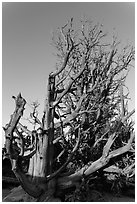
[3,79,58,201]
[3,19,135,202]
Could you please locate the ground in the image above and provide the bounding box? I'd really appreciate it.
[2,184,135,202]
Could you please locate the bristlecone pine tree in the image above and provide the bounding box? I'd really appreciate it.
[3,18,135,201]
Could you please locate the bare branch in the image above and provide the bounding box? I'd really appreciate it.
[53,57,86,107]
[18,122,32,136]
[4,93,26,159]
[52,46,74,77]
[103,109,135,157]
[14,128,24,156]
[47,128,81,181]
[108,132,134,159]
[119,83,125,118]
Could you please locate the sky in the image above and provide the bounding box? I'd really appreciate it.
[2,2,135,145]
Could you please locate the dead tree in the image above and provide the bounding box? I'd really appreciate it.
[3,19,135,201]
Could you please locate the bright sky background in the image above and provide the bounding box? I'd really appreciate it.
[2,2,135,145]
